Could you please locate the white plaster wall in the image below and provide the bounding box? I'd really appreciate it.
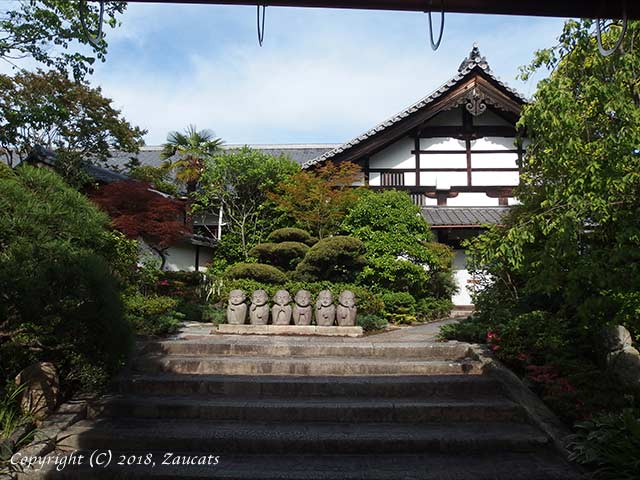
[472,171,519,186]
[452,249,473,306]
[164,244,197,272]
[422,196,439,206]
[471,152,519,169]
[471,136,516,150]
[369,137,415,169]
[369,172,381,186]
[420,153,467,169]
[508,197,521,206]
[420,171,468,188]
[425,108,462,126]
[404,172,416,186]
[447,193,500,207]
[420,138,466,151]
[472,110,512,126]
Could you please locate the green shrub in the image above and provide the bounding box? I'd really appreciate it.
[439,316,488,343]
[226,263,288,284]
[0,166,133,393]
[123,293,183,336]
[202,305,226,325]
[567,408,640,480]
[416,297,453,321]
[249,242,309,270]
[381,292,417,324]
[267,227,317,246]
[293,236,366,283]
[177,302,204,322]
[357,314,388,332]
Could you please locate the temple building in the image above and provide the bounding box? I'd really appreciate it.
[302,44,527,306]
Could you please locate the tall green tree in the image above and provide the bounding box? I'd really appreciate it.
[161,125,223,194]
[0,69,146,185]
[268,161,363,239]
[468,19,640,340]
[194,147,299,260]
[0,0,126,79]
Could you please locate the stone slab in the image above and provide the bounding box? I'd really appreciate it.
[216,324,364,337]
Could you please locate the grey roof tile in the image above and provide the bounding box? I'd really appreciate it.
[422,207,510,227]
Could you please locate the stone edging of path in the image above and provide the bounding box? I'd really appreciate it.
[469,344,574,460]
[9,394,96,473]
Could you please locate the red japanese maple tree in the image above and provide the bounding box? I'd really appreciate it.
[90,181,191,268]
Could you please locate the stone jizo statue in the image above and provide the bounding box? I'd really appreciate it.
[272,290,292,325]
[249,290,270,325]
[227,289,247,325]
[315,290,336,326]
[336,290,357,327]
[292,290,313,326]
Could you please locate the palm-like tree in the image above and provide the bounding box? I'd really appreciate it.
[161,125,223,194]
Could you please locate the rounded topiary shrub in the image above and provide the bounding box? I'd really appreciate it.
[293,236,366,283]
[268,227,317,246]
[382,291,417,324]
[226,263,288,284]
[249,241,309,271]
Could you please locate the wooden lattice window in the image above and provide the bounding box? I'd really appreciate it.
[381,172,405,186]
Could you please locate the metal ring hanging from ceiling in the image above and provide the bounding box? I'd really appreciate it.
[257,4,267,46]
[426,0,445,51]
[79,0,105,49]
[596,1,628,56]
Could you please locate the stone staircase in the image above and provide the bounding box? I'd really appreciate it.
[25,334,582,479]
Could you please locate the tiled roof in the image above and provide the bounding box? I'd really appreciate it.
[422,207,510,227]
[303,44,527,169]
[107,144,340,170]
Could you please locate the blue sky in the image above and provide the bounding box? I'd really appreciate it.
[70,6,566,145]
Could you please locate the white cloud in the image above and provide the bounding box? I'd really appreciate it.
[91,8,564,145]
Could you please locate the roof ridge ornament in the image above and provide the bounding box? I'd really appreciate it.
[458,42,491,73]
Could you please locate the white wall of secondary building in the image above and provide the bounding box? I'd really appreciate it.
[164,244,214,272]
[452,249,474,306]
[447,192,501,207]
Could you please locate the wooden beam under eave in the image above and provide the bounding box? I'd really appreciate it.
[111,0,638,20]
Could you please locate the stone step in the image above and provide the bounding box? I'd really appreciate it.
[89,395,524,423]
[59,419,549,454]
[20,452,584,480]
[118,374,502,398]
[131,355,482,376]
[140,340,474,360]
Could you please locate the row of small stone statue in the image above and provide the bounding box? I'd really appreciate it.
[227,289,357,327]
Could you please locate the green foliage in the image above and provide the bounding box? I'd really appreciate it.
[269,161,363,239]
[439,316,488,344]
[416,297,453,322]
[202,305,226,325]
[226,263,288,284]
[381,291,417,324]
[128,163,178,196]
[123,293,183,336]
[249,242,309,271]
[0,165,132,392]
[0,384,34,473]
[342,190,454,298]
[0,1,127,79]
[567,408,640,480]
[267,227,317,246]
[0,70,145,184]
[293,236,366,283]
[194,147,300,259]
[453,20,640,429]
[357,314,388,332]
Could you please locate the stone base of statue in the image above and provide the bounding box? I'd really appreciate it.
[215,324,363,337]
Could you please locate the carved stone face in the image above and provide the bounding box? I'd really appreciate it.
[251,290,269,306]
[273,290,291,306]
[229,289,246,305]
[316,290,333,307]
[294,290,311,307]
[339,290,355,308]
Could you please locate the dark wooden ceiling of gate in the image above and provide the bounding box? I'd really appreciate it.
[118,1,637,20]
